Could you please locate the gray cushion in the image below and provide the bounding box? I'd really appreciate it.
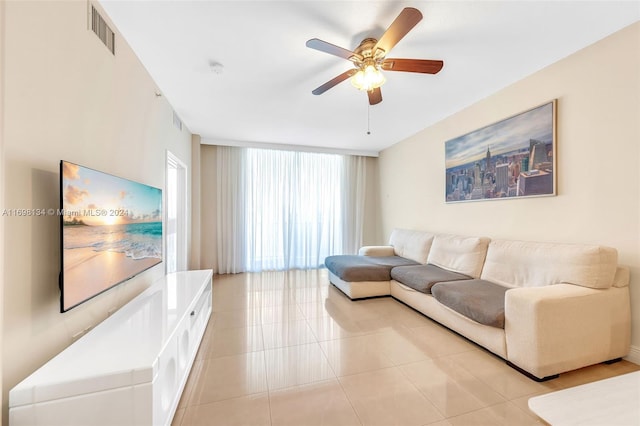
[431,279,509,328]
[391,264,472,294]
[325,255,419,282]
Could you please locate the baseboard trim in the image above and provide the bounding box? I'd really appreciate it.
[624,345,640,365]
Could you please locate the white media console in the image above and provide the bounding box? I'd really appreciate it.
[9,269,213,426]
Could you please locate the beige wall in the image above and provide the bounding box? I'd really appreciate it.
[1,1,192,421]
[362,156,381,246]
[0,0,6,421]
[378,23,640,351]
[199,146,381,271]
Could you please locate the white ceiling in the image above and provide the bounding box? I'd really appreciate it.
[99,1,640,156]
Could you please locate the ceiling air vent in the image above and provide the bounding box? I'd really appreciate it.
[90,5,115,55]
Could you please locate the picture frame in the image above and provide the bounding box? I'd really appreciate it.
[445,100,556,203]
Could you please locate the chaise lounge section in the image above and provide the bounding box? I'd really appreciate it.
[325,229,632,381]
[325,229,434,299]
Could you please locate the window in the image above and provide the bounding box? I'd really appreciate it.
[215,147,366,273]
[166,151,187,273]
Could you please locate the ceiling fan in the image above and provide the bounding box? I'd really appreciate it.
[306,7,443,105]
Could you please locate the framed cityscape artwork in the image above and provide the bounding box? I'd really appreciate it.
[445,100,556,203]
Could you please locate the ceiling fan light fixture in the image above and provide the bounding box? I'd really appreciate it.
[350,64,386,92]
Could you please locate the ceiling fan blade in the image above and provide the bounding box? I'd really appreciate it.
[312,69,357,95]
[306,38,363,62]
[373,7,423,57]
[381,58,444,74]
[368,87,382,105]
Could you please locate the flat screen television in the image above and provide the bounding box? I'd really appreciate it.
[59,160,163,312]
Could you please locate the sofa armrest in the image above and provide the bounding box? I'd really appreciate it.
[505,284,630,379]
[613,266,630,288]
[358,245,395,257]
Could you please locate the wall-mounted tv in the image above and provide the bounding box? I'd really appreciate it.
[59,160,163,312]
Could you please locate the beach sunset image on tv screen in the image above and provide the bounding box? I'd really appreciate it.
[60,161,162,312]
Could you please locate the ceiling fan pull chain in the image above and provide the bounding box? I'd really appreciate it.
[367,104,371,135]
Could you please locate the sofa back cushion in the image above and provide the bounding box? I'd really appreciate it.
[481,239,618,289]
[388,229,434,264]
[427,234,490,278]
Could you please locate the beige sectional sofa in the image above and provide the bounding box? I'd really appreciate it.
[324,229,631,381]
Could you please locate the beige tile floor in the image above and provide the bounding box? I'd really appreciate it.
[173,269,639,426]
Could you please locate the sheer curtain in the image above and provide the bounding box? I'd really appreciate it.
[215,146,246,273]
[215,146,367,273]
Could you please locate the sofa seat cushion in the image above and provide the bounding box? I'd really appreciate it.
[390,264,472,294]
[431,279,509,328]
[325,255,420,282]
